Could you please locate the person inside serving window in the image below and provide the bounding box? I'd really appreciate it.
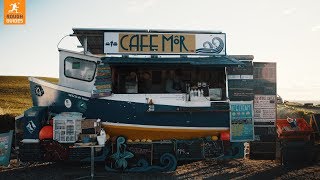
[165,70,184,93]
[125,72,138,93]
[139,72,152,93]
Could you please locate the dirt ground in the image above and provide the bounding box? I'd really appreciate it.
[0,159,319,180]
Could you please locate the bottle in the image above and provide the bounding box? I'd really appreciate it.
[200,89,204,97]
[190,89,194,99]
[197,89,201,96]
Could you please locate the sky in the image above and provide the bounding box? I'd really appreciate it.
[0,0,320,101]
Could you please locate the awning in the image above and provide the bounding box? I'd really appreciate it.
[101,56,244,67]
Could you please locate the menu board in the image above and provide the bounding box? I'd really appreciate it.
[230,102,254,142]
[254,95,276,108]
[254,95,276,122]
[228,61,253,75]
[228,79,254,101]
[0,130,13,166]
[254,109,276,119]
[228,61,254,101]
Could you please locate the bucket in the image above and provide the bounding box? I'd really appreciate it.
[97,135,106,145]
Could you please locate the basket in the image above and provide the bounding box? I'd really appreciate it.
[276,118,313,140]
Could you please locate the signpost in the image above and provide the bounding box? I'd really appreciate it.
[230,102,254,142]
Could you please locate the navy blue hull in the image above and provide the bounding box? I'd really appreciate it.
[30,80,230,128]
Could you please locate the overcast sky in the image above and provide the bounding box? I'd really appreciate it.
[1,0,320,101]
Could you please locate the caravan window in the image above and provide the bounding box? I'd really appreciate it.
[64,57,97,82]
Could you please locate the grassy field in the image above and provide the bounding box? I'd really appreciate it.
[0,76,58,132]
[0,76,58,116]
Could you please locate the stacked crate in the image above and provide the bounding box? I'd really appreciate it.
[276,118,316,164]
[53,112,83,143]
[251,62,277,159]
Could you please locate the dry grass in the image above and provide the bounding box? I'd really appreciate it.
[277,103,320,122]
[0,159,319,179]
[0,76,58,116]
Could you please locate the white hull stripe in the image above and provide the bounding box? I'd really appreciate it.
[29,77,226,107]
[29,77,92,97]
[102,122,229,131]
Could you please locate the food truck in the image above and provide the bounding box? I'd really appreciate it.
[15,28,276,172]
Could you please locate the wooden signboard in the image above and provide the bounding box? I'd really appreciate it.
[104,32,226,55]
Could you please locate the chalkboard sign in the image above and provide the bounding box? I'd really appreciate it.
[227,61,253,75]
[203,140,223,158]
[228,79,254,101]
[176,139,202,160]
[0,130,13,166]
[175,139,224,160]
[254,81,276,95]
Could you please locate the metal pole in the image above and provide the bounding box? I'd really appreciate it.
[84,36,88,55]
[225,67,229,100]
[91,146,94,179]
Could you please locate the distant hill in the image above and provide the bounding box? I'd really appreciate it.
[0,76,58,115]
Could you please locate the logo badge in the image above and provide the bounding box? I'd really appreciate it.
[4,0,26,25]
[34,85,44,96]
[64,99,72,108]
[105,41,118,47]
[26,120,36,134]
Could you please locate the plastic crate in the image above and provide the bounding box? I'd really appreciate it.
[19,143,43,162]
[53,113,83,143]
[276,118,313,140]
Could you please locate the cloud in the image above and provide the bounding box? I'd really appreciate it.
[282,8,297,15]
[311,25,320,32]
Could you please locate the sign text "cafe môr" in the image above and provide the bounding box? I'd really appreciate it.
[104,32,226,55]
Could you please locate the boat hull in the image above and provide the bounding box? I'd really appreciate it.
[29,77,231,140]
[102,122,228,140]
